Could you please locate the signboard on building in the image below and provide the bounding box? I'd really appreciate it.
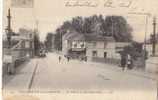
[72,41,85,49]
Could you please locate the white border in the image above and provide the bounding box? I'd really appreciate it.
[0,0,3,99]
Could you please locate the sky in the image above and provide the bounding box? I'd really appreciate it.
[2,0,158,42]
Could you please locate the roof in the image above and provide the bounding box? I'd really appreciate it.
[63,31,115,42]
[84,33,115,42]
[63,31,85,41]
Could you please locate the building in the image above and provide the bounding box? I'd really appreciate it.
[62,31,86,58]
[85,34,116,61]
[62,31,131,63]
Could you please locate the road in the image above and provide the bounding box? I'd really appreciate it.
[3,53,157,99]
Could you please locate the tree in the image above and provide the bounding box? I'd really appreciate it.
[102,16,133,42]
[45,32,54,51]
[54,15,133,50]
[122,42,144,60]
[82,17,93,33]
[71,16,84,33]
[54,28,62,51]
[33,30,40,56]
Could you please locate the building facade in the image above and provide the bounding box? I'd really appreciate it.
[62,31,130,62]
[62,31,86,58]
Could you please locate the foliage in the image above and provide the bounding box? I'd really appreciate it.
[150,33,158,43]
[54,29,62,51]
[54,15,133,50]
[45,33,54,51]
[101,16,133,42]
[122,42,144,60]
[33,30,40,56]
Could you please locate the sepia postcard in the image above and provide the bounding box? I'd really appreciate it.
[1,0,158,100]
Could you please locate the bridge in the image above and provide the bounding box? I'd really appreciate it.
[3,32,34,75]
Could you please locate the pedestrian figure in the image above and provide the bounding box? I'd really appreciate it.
[127,54,131,69]
[127,54,132,69]
[85,56,87,62]
[67,56,70,62]
[59,56,61,63]
[120,52,126,71]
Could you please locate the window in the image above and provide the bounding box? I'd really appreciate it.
[74,43,77,48]
[92,51,97,57]
[80,43,84,48]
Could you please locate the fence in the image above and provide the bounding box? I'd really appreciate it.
[91,57,120,65]
[3,40,33,75]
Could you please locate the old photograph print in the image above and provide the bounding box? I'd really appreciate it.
[2,0,158,99]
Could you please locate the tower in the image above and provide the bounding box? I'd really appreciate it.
[6,8,12,48]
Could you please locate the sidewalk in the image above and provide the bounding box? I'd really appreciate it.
[86,60,157,81]
[146,56,158,76]
[3,59,38,91]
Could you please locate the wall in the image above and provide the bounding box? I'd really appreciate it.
[86,41,117,60]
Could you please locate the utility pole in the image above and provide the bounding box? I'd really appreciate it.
[128,12,151,69]
[152,17,156,56]
[111,16,114,37]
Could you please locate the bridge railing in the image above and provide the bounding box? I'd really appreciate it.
[3,39,32,75]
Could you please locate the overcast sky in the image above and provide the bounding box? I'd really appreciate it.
[3,0,158,42]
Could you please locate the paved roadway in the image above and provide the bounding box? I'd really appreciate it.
[3,53,157,100]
